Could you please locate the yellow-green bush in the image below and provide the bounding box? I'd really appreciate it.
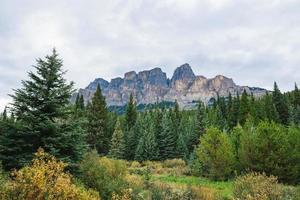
[150,181,219,200]
[2,148,99,200]
[233,172,283,200]
[79,151,128,200]
[162,159,186,168]
[140,159,189,176]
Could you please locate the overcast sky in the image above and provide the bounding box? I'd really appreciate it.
[1,0,300,111]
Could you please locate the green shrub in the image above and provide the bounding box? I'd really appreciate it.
[239,122,300,184]
[196,127,236,180]
[79,151,127,200]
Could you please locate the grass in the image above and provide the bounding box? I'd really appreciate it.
[153,174,234,199]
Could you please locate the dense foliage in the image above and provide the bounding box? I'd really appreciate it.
[1,50,300,199]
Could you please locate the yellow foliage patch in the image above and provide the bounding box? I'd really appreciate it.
[3,148,100,200]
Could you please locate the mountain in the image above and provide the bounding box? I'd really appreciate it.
[71,64,267,109]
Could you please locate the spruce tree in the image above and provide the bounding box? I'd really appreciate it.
[79,95,85,110]
[108,119,125,159]
[2,107,7,121]
[176,133,188,160]
[239,90,250,125]
[125,114,143,160]
[294,83,300,107]
[196,101,205,138]
[2,49,86,169]
[86,85,109,154]
[183,116,197,154]
[264,92,279,122]
[75,93,80,109]
[171,100,181,144]
[158,111,177,160]
[135,121,159,161]
[232,92,240,126]
[227,93,236,129]
[124,93,137,132]
[272,82,289,125]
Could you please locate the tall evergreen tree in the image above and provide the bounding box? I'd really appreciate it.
[124,93,137,132]
[227,93,236,129]
[108,119,125,159]
[182,116,197,154]
[196,101,206,138]
[135,120,159,161]
[185,101,206,154]
[263,92,279,122]
[176,133,188,160]
[75,93,80,108]
[79,95,85,110]
[232,92,240,126]
[217,96,227,120]
[2,107,7,121]
[171,100,181,144]
[273,82,289,125]
[126,113,144,160]
[1,49,86,169]
[87,84,109,154]
[158,111,177,160]
[294,83,300,107]
[239,90,250,126]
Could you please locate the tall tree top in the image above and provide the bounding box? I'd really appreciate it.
[10,49,74,121]
[125,93,137,131]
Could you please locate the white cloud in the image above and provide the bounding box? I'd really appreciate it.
[0,0,300,109]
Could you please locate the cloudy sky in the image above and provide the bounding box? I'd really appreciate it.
[1,0,300,111]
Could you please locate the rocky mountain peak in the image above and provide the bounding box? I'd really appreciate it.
[210,75,235,91]
[124,71,137,80]
[171,63,195,84]
[86,78,109,90]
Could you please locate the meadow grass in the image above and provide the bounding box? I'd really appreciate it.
[153,174,233,199]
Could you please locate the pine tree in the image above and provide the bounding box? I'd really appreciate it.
[176,133,188,160]
[239,90,250,126]
[272,82,289,125]
[79,95,85,110]
[158,111,177,160]
[74,94,85,119]
[232,92,240,125]
[135,121,159,161]
[183,116,197,154]
[108,119,125,159]
[171,100,181,144]
[294,83,300,107]
[75,93,80,109]
[2,107,7,121]
[217,96,227,120]
[227,93,236,129]
[125,114,144,160]
[1,49,86,169]
[264,92,279,122]
[153,108,163,138]
[87,84,109,154]
[196,101,205,138]
[124,93,137,132]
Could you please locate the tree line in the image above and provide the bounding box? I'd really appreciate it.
[0,50,300,184]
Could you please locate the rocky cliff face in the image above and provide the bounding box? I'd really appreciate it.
[72,64,267,108]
